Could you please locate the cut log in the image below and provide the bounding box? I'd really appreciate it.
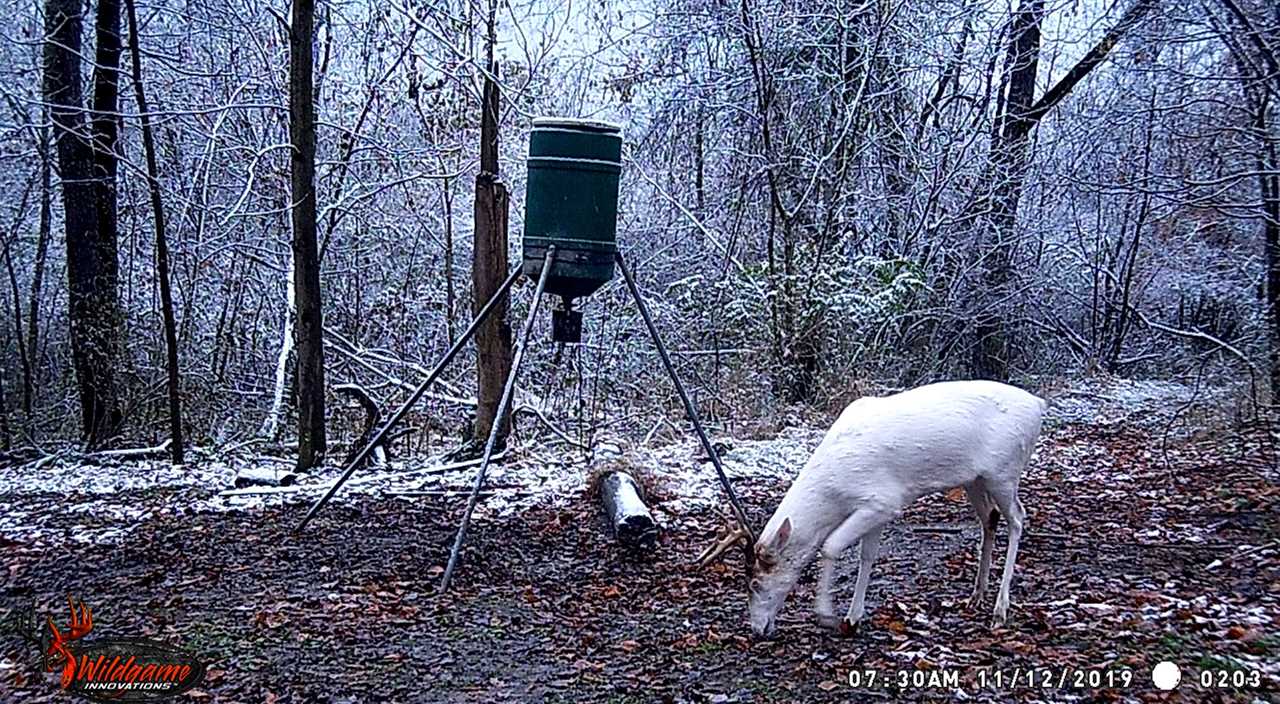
[598,471,658,554]
[233,466,299,489]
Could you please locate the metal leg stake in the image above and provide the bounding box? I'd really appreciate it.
[296,266,523,533]
[439,246,557,592]
[616,252,757,568]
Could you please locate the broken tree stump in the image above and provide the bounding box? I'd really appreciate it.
[598,471,658,554]
[335,383,389,468]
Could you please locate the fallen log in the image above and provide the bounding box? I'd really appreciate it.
[90,439,172,460]
[233,466,299,489]
[217,454,504,498]
[598,471,658,554]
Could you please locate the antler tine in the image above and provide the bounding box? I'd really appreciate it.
[695,523,750,568]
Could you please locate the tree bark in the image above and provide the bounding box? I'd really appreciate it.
[971,0,1044,382]
[0,355,9,451]
[44,0,124,447]
[124,0,184,465]
[290,0,327,470]
[472,8,512,446]
[1265,155,1280,402]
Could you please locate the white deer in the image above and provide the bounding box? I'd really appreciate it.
[699,380,1046,638]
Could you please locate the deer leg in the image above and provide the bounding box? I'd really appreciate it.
[815,556,838,628]
[845,525,884,627]
[816,508,890,631]
[964,482,997,609]
[986,482,1026,625]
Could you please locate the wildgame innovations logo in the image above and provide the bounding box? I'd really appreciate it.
[6,596,206,701]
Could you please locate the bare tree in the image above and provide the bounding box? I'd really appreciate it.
[291,0,326,469]
[124,0,184,464]
[43,0,124,447]
[970,0,1156,380]
[1210,0,1279,400]
[27,111,52,424]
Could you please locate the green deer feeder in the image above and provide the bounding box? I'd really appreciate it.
[521,117,622,342]
[300,116,756,595]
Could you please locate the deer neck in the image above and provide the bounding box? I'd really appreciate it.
[765,480,851,566]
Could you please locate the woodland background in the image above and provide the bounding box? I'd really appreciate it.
[0,0,1277,464]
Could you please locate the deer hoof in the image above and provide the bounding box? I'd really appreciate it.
[837,619,860,637]
[993,596,1011,624]
[966,593,985,610]
[816,611,840,630]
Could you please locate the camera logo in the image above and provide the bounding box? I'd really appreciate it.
[8,595,206,701]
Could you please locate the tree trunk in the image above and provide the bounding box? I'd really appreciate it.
[472,9,512,446]
[1212,0,1280,401]
[0,355,9,451]
[472,175,512,444]
[290,0,326,470]
[972,0,1044,382]
[260,253,295,442]
[124,0,184,465]
[44,0,124,447]
[1254,101,1280,401]
[3,177,35,418]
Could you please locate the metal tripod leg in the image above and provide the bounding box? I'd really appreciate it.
[616,252,757,571]
[439,246,557,592]
[296,266,523,533]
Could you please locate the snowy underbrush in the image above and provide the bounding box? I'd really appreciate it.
[0,376,1255,545]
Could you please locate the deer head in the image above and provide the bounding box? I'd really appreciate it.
[698,515,802,638]
[45,596,93,689]
[697,515,783,632]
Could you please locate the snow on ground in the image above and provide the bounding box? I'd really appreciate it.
[0,376,1248,545]
[1044,375,1246,428]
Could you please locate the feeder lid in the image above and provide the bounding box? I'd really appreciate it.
[531,116,622,133]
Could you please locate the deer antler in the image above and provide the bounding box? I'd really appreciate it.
[46,596,93,689]
[696,522,751,568]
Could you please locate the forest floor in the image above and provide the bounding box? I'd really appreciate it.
[1,379,1277,703]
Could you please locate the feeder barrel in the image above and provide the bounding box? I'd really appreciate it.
[522,117,622,300]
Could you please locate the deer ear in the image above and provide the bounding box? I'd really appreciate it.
[774,516,792,549]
